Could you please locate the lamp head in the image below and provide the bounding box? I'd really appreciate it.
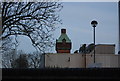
[91,20,98,27]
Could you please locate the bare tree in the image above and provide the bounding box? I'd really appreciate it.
[1,2,62,53]
[2,49,17,68]
[12,54,28,68]
[28,52,44,68]
[1,36,19,68]
[1,37,14,53]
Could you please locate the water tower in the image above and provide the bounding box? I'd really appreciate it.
[56,29,72,53]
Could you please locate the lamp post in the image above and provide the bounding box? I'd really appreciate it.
[91,20,98,63]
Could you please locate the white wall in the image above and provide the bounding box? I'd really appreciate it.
[45,53,120,68]
[118,55,120,67]
[86,54,119,68]
[45,53,85,68]
[45,53,70,68]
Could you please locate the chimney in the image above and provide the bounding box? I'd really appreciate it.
[61,29,66,34]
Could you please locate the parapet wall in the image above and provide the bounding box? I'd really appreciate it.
[45,53,120,68]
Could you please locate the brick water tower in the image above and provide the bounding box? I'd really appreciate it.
[56,29,72,53]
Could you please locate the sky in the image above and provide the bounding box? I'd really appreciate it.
[17,1,119,54]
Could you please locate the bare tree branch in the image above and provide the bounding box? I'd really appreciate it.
[1,2,62,53]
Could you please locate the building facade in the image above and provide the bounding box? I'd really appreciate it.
[45,28,120,68]
[45,53,120,68]
[118,1,120,54]
[89,44,115,54]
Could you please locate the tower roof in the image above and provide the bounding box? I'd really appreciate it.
[57,29,71,43]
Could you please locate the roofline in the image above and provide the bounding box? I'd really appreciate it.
[96,44,115,46]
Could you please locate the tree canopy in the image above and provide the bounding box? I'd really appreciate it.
[1,2,62,53]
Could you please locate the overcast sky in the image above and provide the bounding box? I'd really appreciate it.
[18,2,119,54]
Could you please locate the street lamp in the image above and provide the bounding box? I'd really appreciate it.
[91,20,98,63]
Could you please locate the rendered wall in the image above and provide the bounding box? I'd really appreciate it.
[45,53,119,68]
[119,55,120,67]
[90,45,115,54]
[86,54,119,68]
[45,53,85,68]
[45,53,70,68]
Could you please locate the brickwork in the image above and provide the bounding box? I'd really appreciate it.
[56,43,71,50]
[57,50,70,53]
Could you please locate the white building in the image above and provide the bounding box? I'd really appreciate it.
[45,53,120,68]
[45,44,120,68]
